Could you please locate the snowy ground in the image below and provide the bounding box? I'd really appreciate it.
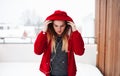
[0,62,103,76]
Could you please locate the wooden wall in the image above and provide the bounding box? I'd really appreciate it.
[95,0,120,76]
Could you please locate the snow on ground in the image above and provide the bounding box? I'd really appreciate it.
[0,62,103,76]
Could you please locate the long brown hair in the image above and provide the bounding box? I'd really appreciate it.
[46,21,71,52]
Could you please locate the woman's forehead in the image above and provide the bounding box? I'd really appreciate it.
[53,20,66,25]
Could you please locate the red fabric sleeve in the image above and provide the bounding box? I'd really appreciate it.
[71,30,85,55]
[34,31,48,55]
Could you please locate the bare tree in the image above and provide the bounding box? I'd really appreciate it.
[20,9,43,35]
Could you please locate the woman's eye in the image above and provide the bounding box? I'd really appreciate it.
[61,25,65,27]
[55,25,58,27]
[54,25,58,27]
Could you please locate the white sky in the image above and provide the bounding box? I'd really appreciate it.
[0,0,95,25]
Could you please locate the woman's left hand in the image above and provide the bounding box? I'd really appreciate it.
[67,21,77,32]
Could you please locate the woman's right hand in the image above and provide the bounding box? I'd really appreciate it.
[43,20,52,32]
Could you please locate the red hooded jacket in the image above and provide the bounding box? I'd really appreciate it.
[34,30,85,76]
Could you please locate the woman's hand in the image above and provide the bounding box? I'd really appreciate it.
[43,20,52,32]
[67,21,77,32]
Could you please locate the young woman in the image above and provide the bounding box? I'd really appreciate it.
[34,10,85,76]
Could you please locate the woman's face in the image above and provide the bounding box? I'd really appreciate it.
[53,20,66,36]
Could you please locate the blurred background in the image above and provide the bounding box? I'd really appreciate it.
[0,0,103,76]
[0,0,95,43]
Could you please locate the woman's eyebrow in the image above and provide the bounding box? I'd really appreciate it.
[53,24,58,26]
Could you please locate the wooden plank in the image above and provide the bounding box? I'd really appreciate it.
[96,0,120,76]
[95,0,107,75]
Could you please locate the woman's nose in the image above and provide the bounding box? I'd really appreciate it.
[58,27,61,31]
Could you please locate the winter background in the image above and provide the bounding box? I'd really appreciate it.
[0,0,103,76]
